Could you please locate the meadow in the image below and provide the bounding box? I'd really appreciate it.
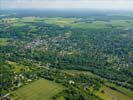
[2,17,133,29]
[0,38,9,46]
[43,17,133,29]
[6,61,31,73]
[63,70,133,100]
[96,86,133,100]
[12,79,64,100]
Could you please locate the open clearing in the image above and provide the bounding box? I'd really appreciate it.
[12,78,64,100]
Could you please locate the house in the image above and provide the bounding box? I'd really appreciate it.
[83,84,89,90]
[69,80,75,84]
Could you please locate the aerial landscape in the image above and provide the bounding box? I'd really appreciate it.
[0,0,133,100]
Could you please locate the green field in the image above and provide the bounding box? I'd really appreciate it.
[7,61,31,73]
[62,69,98,77]
[44,17,77,27]
[12,79,64,100]
[43,17,133,29]
[105,83,133,99]
[96,86,133,100]
[2,17,133,29]
[69,21,108,29]
[63,70,133,100]
[0,38,9,46]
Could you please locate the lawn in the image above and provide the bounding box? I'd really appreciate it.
[12,79,64,100]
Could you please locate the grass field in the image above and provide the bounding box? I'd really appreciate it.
[63,69,133,100]
[96,86,133,100]
[0,38,9,46]
[12,23,26,27]
[12,79,64,100]
[69,21,109,29]
[20,17,41,22]
[7,61,31,73]
[105,83,133,99]
[62,69,98,77]
[44,17,77,27]
[2,17,133,29]
[43,17,133,29]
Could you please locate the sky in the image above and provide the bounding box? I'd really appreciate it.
[0,0,133,10]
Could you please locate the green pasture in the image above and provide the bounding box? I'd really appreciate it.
[12,79,64,100]
[0,38,9,46]
[7,61,31,73]
[96,86,133,100]
[43,17,133,29]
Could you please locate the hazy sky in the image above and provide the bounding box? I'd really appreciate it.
[1,0,133,10]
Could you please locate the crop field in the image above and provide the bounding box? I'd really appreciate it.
[12,79,64,100]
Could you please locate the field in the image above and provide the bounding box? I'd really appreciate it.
[62,69,98,77]
[2,17,133,29]
[105,83,133,99]
[96,86,133,100]
[6,61,31,73]
[43,17,133,29]
[12,79,64,100]
[44,17,77,26]
[0,38,9,46]
[63,70,133,100]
